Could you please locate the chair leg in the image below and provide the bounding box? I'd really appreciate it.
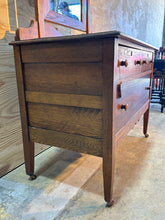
[160,95,165,113]
[161,105,164,113]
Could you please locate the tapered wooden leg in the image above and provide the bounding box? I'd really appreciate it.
[13,45,36,180]
[102,39,116,206]
[143,108,149,137]
[23,140,36,179]
[103,142,115,207]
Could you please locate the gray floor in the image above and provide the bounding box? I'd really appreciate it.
[0,104,165,220]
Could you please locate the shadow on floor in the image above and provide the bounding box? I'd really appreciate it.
[35,148,85,181]
[81,135,151,203]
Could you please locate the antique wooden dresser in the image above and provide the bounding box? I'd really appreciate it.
[10,31,156,206]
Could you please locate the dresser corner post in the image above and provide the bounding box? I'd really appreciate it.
[13,45,35,178]
[102,38,116,206]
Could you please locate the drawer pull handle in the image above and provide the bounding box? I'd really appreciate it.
[149,60,153,64]
[120,104,128,111]
[118,60,128,67]
[135,60,142,65]
[145,87,150,90]
[142,60,148,64]
[117,82,122,98]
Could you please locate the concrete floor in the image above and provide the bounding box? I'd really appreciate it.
[0,104,165,220]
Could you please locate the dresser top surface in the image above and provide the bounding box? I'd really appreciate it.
[9,30,157,50]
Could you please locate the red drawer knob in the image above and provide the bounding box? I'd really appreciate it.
[142,60,148,64]
[135,60,142,65]
[118,60,128,67]
[120,104,128,111]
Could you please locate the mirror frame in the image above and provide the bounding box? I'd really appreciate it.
[37,0,89,33]
[15,0,90,40]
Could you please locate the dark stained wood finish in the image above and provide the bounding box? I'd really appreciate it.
[102,38,116,205]
[118,46,141,77]
[26,92,102,109]
[29,127,103,157]
[21,40,102,63]
[115,75,150,133]
[27,103,103,138]
[24,63,103,96]
[11,31,156,205]
[117,46,153,80]
[141,51,153,73]
[13,46,34,176]
[143,108,150,136]
[115,101,149,144]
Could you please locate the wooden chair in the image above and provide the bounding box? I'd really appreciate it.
[151,48,165,113]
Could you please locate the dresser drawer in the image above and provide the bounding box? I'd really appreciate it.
[118,46,153,79]
[141,51,153,73]
[115,74,151,133]
[118,46,141,79]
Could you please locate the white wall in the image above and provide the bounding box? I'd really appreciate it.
[91,0,165,48]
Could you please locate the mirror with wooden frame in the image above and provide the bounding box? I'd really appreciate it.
[16,0,90,40]
[44,0,89,32]
[50,0,81,22]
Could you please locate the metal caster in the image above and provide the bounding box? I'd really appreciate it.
[145,133,149,138]
[106,200,114,207]
[29,174,37,180]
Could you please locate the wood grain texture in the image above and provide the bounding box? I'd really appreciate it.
[29,127,103,157]
[24,63,103,96]
[0,1,49,177]
[11,32,156,205]
[16,20,38,40]
[21,40,102,63]
[115,101,149,144]
[118,46,141,77]
[115,75,150,133]
[0,7,25,176]
[102,38,115,204]
[44,22,63,37]
[0,0,90,177]
[118,46,153,80]
[27,103,103,138]
[13,45,35,175]
[26,91,103,109]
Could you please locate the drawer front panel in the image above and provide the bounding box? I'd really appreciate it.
[118,46,153,79]
[118,46,141,78]
[141,51,153,73]
[115,74,151,133]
